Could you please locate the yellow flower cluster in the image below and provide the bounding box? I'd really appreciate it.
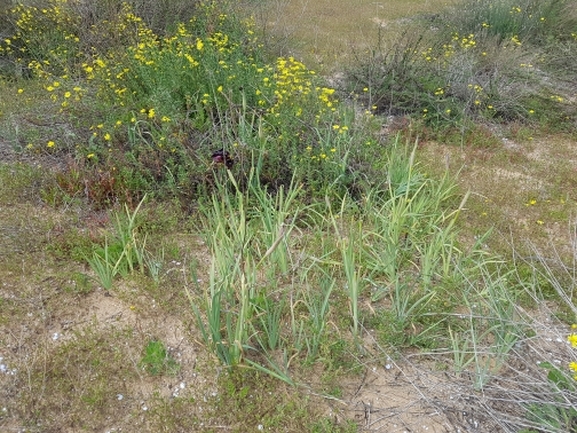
[421,31,478,64]
[267,56,337,121]
[569,325,577,380]
[1,0,81,77]
[7,0,346,164]
[569,329,577,348]
[458,33,477,49]
[466,83,491,108]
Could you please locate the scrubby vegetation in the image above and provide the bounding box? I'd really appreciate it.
[347,0,577,142]
[0,0,576,432]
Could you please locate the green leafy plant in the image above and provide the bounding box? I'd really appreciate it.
[140,339,180,376]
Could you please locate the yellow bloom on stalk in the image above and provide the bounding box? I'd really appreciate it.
[47,141,55,148]
[511,35,522,46]
[196,38,204,51]
[570,362,577,380]
[148,108,155,119]
[568,333,577,348]
[104,133,111,141]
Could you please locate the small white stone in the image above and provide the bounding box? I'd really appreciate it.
[117,394,123,401]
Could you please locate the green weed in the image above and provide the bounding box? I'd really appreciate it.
[140,339,180,376]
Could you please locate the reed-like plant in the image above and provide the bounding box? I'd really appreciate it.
[86,195,147,289]
[192,161,305,378]
[301,275,335,360]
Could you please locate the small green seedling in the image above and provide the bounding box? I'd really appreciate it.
[140,339,180,376]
